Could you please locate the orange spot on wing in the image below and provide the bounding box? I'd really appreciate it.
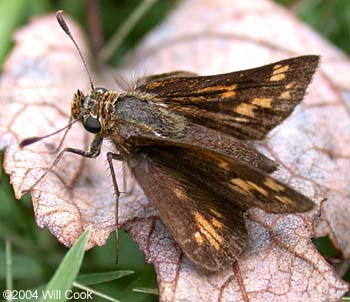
[273,65,289,73]
[252,98,273,108]
[247,181,269,197]
[194,212,223,251]
[212,218,223,229]
[146,81,163,89]
[194,232,204,245]
[270,65,289,82]
[270,74,286,82]
[210,209,222,218]
[264,178,285,192]
[285,82,295,89]
[197,84,237,95]
[221,90,236,98]
[235,103,256,117]
[174,187,189,202]
[279,91,291,99]
[275,195,293,205]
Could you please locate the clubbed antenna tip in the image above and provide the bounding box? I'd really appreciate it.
[19,118,79,148]
[56,10,95,92]
[20,137,42,148]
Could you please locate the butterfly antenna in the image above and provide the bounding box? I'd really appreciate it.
[20,118,79,148]
[56,10,95,92]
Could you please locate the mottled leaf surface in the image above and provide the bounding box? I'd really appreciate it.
[0,1,349,301]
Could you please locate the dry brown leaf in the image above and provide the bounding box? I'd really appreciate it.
[0,0,349,301]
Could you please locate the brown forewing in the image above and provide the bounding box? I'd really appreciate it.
[136,55,319,140]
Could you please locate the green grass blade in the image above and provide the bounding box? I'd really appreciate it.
[132,287,159,295]
[73,282,122,302]
[98,0,159,63]
[0,0,27,67]
[38,227,91,302]
[6,239,13,301]
[76,270,134,285]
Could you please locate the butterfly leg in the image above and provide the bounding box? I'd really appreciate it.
[106,151,126,264]
[22,135,103,195]
[50,119,75,154]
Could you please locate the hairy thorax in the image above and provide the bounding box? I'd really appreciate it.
[102,92,188,154]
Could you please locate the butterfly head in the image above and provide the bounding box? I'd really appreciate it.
[71,87,111,134]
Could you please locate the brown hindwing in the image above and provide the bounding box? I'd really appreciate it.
[130,143,314,270]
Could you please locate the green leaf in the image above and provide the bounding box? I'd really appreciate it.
[0,0,27,67]
[133,287,159,295]
[39,227,91,302]
[76,270,134,285]
[73,282,122,302]
[5,239,13,291]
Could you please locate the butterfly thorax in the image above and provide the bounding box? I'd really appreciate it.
[105,92,188,152]
[72,88,188,155]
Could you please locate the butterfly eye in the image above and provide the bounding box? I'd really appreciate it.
[83,116,101,133]
[95,87,108,94]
